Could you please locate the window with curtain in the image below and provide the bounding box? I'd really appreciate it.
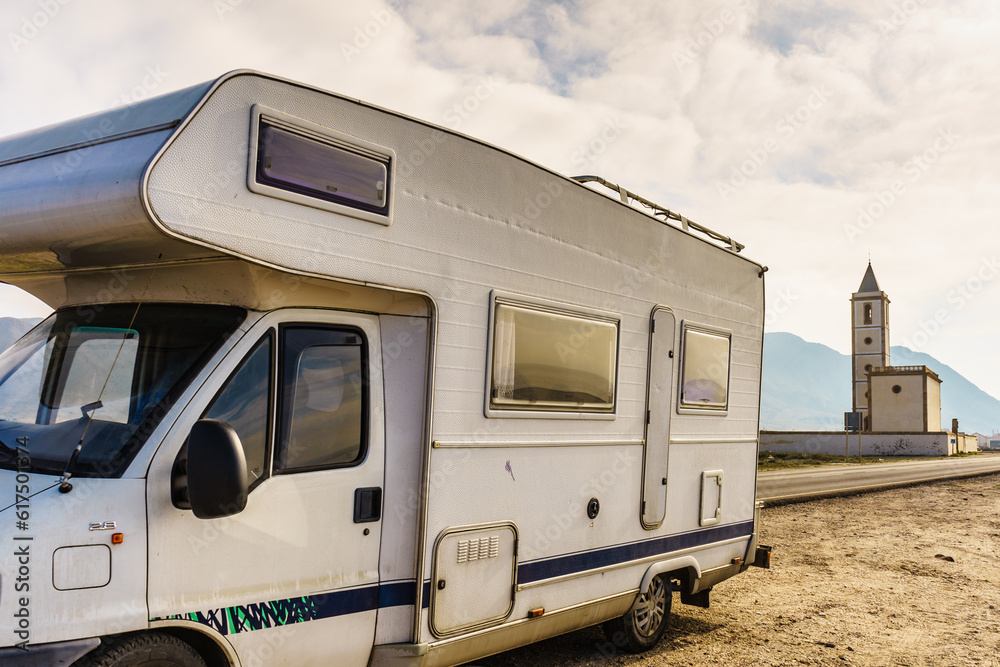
[489,301,618,413]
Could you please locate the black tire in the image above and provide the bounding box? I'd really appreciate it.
[602,575,672,653]
[75,632,208,667]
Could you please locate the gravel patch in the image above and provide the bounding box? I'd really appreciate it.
[467,473,1000,666]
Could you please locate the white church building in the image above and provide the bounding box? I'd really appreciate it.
[761,263,977,457]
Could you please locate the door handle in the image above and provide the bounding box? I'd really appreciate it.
[353,487,382,523]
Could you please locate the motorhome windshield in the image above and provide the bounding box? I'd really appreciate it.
[0,304,246,477]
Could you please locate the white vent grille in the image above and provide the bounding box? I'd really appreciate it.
[456,535,500,563]
[432,523,517,636]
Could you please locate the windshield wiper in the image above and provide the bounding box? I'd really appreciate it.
[80,400,103,417]
[54,401,105,486]
[59,388,120,491]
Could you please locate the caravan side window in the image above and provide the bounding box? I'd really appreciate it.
[488,299,619,415]
[679,325,731,412]
[276,326,367,472]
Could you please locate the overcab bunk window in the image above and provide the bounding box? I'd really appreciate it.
[679,324,731,412]
[487,297,619,416]
[248,105,394,225]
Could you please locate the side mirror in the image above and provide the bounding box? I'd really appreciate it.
[185,419,248,519]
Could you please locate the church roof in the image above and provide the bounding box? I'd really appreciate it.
[857,262,881,293]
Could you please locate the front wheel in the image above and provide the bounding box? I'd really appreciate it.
[74,632,207,667]
[602,574,672,653]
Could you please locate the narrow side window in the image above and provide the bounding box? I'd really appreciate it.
[679,326,731,412]
[203,333,273,490]
[276,327,367,472]
[489,301,618,414]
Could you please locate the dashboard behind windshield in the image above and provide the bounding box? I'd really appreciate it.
[0,304,246,477]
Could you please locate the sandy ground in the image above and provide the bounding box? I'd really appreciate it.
[469,473,1000,666]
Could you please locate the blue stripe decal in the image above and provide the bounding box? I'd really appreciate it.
[156,522,753,633]
[517,520,755,584]
[378,581,416,608]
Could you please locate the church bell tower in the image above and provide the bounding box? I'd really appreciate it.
[851,263,890,430]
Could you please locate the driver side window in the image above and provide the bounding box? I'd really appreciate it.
[203,334,273,489]
[198,324,368,490]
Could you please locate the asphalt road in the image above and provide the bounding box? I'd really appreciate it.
[757,452,1000,502]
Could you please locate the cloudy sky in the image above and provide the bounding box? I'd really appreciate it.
[1,0,998,401]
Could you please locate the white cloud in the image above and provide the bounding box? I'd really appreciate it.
[0,284,50,317]
[0,0,998,406]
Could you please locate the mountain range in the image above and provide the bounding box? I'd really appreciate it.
[0,317,41,352]
[1,318,997,434]
[762,332,1000,435]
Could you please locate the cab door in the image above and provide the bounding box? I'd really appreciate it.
[146,310,385,666]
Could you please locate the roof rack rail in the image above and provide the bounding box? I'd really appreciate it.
[571,175,745,253]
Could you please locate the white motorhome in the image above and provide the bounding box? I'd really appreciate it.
[0,71,769,666]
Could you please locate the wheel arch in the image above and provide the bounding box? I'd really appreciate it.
[633,556,701,612]
[149,620,239,667]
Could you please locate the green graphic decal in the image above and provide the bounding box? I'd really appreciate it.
[153,587,378,636]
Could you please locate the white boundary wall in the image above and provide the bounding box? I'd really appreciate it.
[759,431,978,457]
